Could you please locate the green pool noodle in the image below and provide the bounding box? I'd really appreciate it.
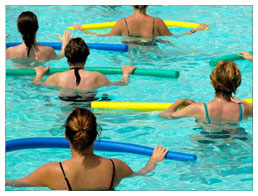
[209,51,253,67]
[6,67,180,78]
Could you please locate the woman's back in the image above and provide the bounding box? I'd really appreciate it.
[202,99,245,122]
[42,155,120,190]
[122,15,156,37]
[6,43,56,62]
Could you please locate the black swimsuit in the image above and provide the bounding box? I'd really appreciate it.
[59,159,116,191]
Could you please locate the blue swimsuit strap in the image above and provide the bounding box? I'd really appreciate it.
[238,103,243,121]
[203,102,211,123]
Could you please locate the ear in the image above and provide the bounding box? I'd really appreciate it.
[64,130,69,141]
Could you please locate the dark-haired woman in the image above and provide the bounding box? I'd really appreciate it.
[6,11,72,62]
[6,108,168,190]
[73,5,208,40]
[159,61,252,122]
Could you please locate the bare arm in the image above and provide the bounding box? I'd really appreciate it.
[133,146,168,176]
[114,146,168,181]
[33,66,50,85]
[158,98,200,119]
[96,65,136,87]
[56,30,73,57]
[73,19,124,37]
[33,66,59,87]
[6,162,54,187]
[108,65,136,86]
[156,18,209,37]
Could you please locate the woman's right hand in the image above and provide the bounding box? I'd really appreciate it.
[150,146,168,162]
[238,51,253,61]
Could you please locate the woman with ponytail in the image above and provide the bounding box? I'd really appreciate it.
[6,108,168,190]
[159,61,252,123]
[6,11,72,62]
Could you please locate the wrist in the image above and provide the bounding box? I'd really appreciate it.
[122,74,130,77]
[190,29,196,33]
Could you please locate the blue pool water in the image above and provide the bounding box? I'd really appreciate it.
[5,5,252,191]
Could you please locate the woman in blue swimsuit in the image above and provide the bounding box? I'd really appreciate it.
[159,61,252,123]
[6,108,168,190]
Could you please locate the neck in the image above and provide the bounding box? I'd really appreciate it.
[214,93,231,102]
[133,8,147,16]
[70,143,94,158]
[70,64,84,69]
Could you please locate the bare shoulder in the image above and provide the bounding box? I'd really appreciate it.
[110,158,133,177]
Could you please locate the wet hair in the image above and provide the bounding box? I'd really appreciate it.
[210,61,241,101]
[17,11,39,57]
[65,38,90,67]
[65,108,101,152]
[133,5,148,9]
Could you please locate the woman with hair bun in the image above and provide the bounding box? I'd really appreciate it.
[6,11,72,62]
[73,5,208,45]
[159,61,252,123]
[6,108,168,190]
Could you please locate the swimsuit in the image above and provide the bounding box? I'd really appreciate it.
[203,102,243,124]
[122,17,157,46]
[59,159,116,191]
[124,17,156,36]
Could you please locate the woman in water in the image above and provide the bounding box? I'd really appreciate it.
[6,11,72,62]
[33,37,136,101]
[73,5,208,44]
[6,108,168,190]
[159,61,252,123]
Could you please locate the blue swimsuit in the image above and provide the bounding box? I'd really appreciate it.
[203,102,243,123]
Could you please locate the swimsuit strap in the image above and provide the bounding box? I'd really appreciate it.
[31,45,39,60]
[238,102,243,121]
[70,68,82,86]
[59,162,72,191]
[203,102,211,124]
[152,17,156,36]
[124,18,130,35]
[109,159,115,190]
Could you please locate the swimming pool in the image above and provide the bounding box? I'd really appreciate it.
[5,5,253,191]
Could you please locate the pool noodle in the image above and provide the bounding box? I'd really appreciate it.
[6,42,128,52]
[209,52,253,67]
[67,20,210,30]
[6,137,197,161]
[6,67,180,79]
[91,99,252,111]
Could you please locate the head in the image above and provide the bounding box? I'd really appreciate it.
[65,108,100,152]
[210,61,241,101]
[133,5,148,10]
[17,11,39,57]
[65,38,90,68]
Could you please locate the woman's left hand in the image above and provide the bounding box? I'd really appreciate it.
[194,23,209,31]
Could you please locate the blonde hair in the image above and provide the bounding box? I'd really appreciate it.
[65,108,100,152]
[210,61,241,101]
